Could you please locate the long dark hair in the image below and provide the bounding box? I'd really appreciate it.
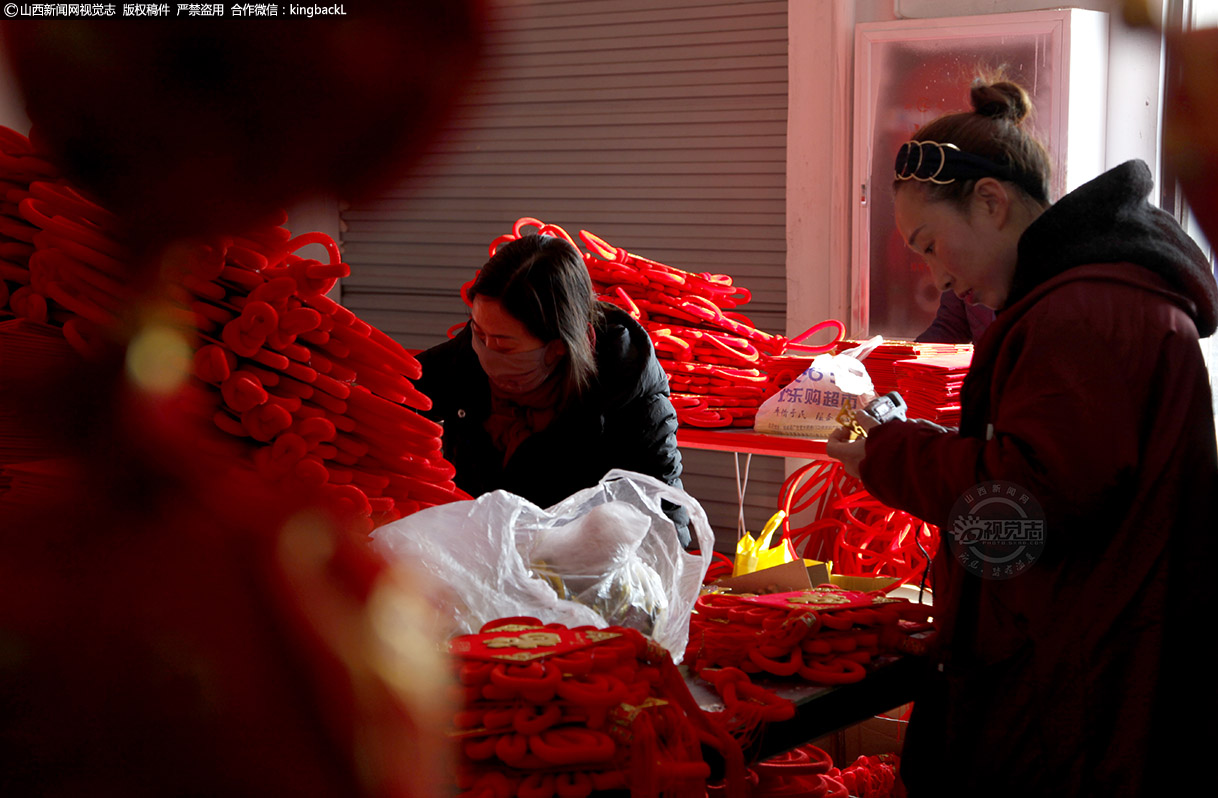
[897,78,1053,209]
[468,234,603,404]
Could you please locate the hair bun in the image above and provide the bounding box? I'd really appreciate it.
[970,80,1032,124]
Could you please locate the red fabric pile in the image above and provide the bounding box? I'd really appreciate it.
[450,618,751,798]
[685,586,931,687]
[483,218,844,428]
[0,126,466,529]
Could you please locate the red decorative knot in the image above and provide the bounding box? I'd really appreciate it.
[686,586,931,688]
[448,619,750,798]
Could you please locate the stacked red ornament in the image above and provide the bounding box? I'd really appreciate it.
[449,618,750,798]
[686,586,931,686]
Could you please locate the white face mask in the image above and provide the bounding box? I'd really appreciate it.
[471,332,562,395]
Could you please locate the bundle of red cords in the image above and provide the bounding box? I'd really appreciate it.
[781,461,939,587]
[450,617,769,798]
[476,218,846,428]
[0,126,466,529]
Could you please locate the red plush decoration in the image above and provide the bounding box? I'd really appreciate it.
[0,5,487,240]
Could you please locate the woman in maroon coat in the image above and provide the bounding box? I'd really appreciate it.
[829,80,1218,796]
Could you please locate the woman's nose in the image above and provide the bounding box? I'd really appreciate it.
[929,266,952,293]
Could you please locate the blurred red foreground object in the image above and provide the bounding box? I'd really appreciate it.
[0,5,487,240]
[0,333,454,796]
[0,10,490,790]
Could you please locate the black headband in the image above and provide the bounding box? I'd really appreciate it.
[894,140,1017,185]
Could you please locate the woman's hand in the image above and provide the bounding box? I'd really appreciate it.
[825,428,867,478]
[825,410,878,479]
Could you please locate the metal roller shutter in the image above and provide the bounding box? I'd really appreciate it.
[340,0,789,550]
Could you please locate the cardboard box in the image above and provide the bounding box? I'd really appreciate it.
[712,559,831,593]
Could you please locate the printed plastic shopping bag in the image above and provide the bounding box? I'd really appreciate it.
[754,337,882,438]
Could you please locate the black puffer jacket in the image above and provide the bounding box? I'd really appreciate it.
[414,304,690,545]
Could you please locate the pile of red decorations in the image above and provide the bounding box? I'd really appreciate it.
[891,349,972,427]
[483,218,845,428]
[685,586,931,686]
[0,126,465,528]
[782,461,939,584]
[740,744,901,798]
[859,340,971,395]
[450,618,752,798]
[857,341,972,427]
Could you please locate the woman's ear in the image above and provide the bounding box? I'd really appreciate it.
[546,339,568,365]
[971,177,1012,227]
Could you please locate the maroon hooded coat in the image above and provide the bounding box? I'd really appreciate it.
[861,161,1218,797]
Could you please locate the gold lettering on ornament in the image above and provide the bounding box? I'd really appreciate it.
[485,631,562,650]
[583,630,622,643]
[789,592,850,605]
[493,651,546,662]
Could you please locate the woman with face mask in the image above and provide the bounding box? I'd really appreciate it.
[414,233,690,545]
[827,80,1218,796]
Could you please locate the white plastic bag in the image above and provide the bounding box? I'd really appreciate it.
[754,336,883,438]
[369,469,713,661]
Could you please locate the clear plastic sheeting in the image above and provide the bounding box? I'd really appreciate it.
[370,469,712,661]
